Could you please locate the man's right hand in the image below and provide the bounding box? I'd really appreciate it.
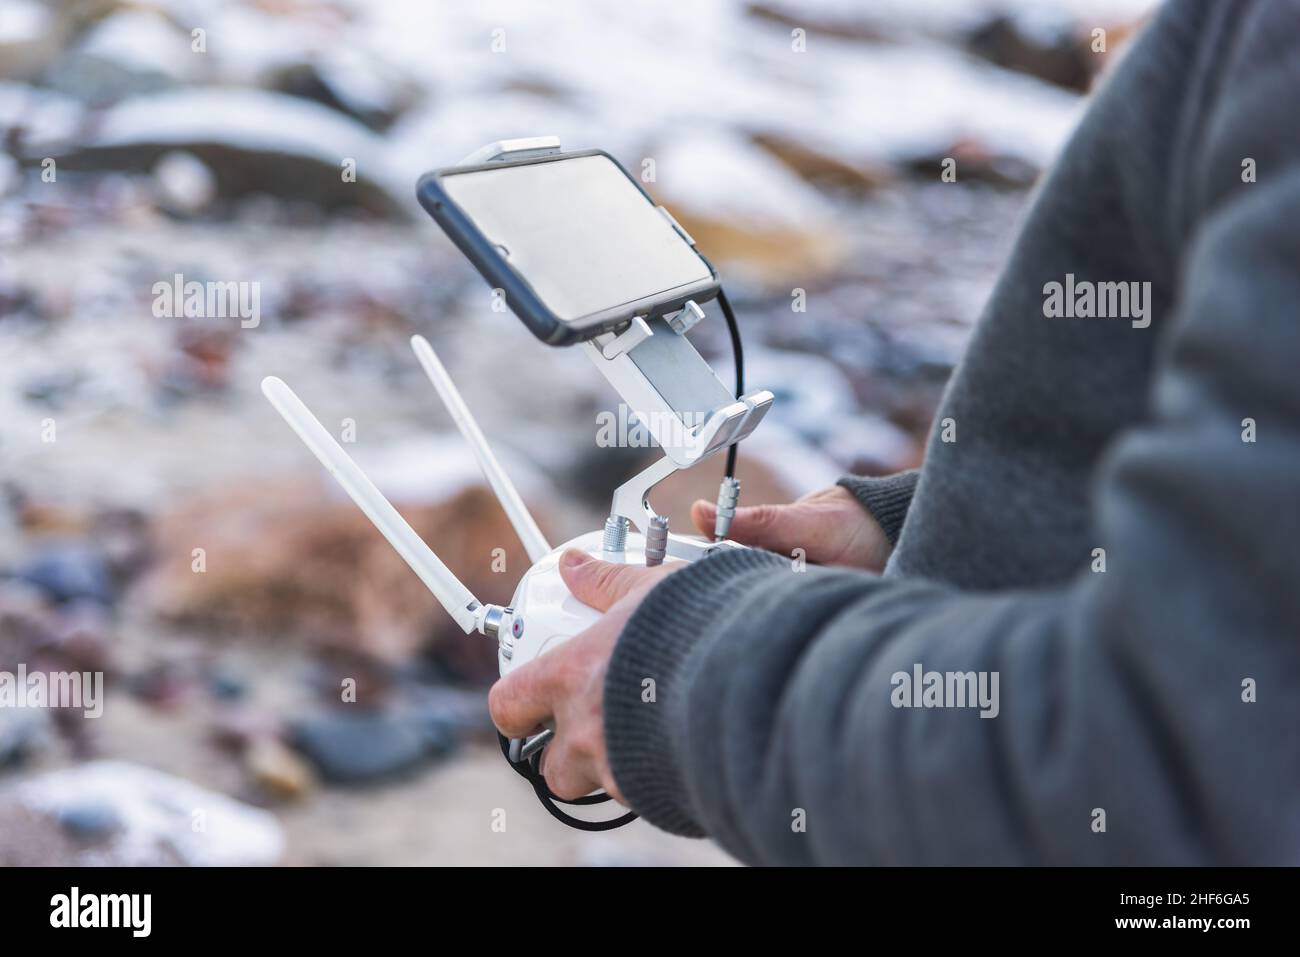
[691,485,892,572]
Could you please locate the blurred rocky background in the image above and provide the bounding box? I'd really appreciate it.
[0,0,1155,865]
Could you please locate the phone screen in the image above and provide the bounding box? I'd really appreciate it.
[439,154,712,325]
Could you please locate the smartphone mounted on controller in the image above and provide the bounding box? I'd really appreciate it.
[417,140,718,346]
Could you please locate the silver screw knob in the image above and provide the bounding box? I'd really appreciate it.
[645,514,669,566]
[713,476,741,541]
[602,514,630,553]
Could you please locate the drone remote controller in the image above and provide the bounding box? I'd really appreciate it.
[262,138,773,828]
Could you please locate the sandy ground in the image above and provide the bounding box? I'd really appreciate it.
[276,748,735,867]
[84,688,734,866]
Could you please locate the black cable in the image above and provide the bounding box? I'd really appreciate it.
[498,733,639,831]
[716,287,744,479]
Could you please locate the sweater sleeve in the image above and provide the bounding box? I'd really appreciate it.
[602,0,1300,864]
[836,471,920,546]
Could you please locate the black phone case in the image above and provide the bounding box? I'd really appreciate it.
[416,149,719,347]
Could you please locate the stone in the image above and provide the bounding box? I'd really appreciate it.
[30,88,408,218]
[0,709,50,769]
[56,800,121,842]
[139,475,530,676]
[749,132,892,194]
[209,670,246,702]
[152,150,217,216]
[967,15,1094,93]
[247,737,315,801]
[16,541,114,606]
[7,761,284,866]
[289,711,430,784]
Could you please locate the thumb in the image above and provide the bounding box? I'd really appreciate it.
[558,549,646,613]
[691,499,803,554]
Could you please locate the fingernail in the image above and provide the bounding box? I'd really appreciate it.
[561,549,589,569]
[694,499,714,513]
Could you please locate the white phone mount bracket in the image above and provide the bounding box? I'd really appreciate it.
[453,137,774,538]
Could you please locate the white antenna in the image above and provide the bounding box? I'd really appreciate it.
[410,335,551,563]
[261,376,483,635]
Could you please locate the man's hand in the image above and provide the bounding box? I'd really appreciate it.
[488,549,678,803]
[692,484,891,571]
[488,486,886,804]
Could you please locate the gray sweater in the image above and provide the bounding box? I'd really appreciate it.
[603,0,1300,865]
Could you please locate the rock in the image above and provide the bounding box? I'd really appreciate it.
[138,472,535,675]
[6,761,285,865]
[400,687,486,754]
[905,138,1041,189]
[56,799,120,842]
[268,57,420,133]
[9,494,90,535]
[0,276,47,322]
[29,88,408,218]
[745,2,893,43]
[246,736,315,801]
[20,368,86,410]
[749,132,892,195]
[160,322,239,396]
[412,715,460,757]
[208,670,246,702]
[16,541,114,606]
[306,651,395,708]
[289,710,430,785]
[0,709,51,770]
[402,684,492,736]
[152,150,217,216]
[966,15,1094,93]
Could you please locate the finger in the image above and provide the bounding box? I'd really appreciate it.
[690,499,716,537]
[540,744,601,801]
[487,662,557,739]
[692,498,806,555]
[540,725,627,803]
[558,549,652,612]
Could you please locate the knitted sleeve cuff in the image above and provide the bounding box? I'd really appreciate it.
[836,470,920,546]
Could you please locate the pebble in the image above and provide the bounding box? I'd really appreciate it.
[16,542,114,606]
[247,737,315,801]
[56,800,121,842]
[289,711,430,784]
[0,710,50,769]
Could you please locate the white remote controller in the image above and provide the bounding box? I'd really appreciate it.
[500,531,737,676]
[263,337,741,766]
[497,531,637,677]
